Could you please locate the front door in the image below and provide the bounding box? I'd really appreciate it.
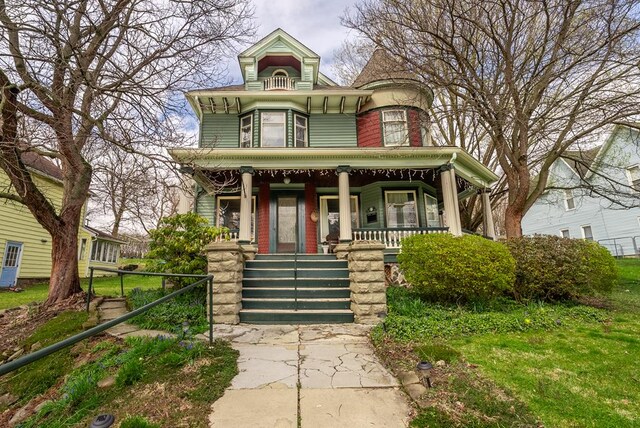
[0,242,23,287]
[271,193,305,253]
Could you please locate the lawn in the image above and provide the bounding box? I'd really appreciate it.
[0,272,162,310]
[374,258,640,427]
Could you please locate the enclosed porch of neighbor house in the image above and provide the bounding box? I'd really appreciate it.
[177,146,498,254]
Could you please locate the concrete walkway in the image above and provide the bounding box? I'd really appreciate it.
[199,324,412,428]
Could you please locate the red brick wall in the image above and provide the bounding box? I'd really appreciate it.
[304,182,317,253]
[408,109,423,147]
[257,182,270,254]
[357,110,382,147]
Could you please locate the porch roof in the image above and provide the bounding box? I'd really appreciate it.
[169,146,499,188]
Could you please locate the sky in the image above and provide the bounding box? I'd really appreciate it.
[227,0,360,83]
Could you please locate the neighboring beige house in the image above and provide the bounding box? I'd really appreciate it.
[78,225,126,278]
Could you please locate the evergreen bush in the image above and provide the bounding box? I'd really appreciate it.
[397,233,515,303]
[506,235,618,301]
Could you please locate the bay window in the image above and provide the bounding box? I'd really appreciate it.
[382,110,408,146]
[240,115,252,148]
[294,114,308,147]
[261,112,286,147]
[385,190,418,228]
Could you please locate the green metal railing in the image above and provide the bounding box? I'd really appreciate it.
[0,270,214,377]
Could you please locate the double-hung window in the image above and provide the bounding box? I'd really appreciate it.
[581,225,594,241]
[294,114,308,147]
[385,191,418,228]
[217,196,256,241]
[240,115,252,148]
[382,110,408,146]
[261,112,286,147]
[627,165,640,192]
[560,229,570,238]
[564,189,575,210]
[424,194,440,227]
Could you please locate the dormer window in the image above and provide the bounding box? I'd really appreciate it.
[261,112,286,147]
[272,69,289,77]
[382,110,408,146]
[264,68,295,90]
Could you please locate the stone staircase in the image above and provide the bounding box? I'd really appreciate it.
[239,254,354,324]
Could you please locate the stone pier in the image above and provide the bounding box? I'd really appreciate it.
[347,242,387,324]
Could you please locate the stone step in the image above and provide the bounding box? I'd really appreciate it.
[242,287,350,299]
[239,309,354,324]
[242,297,351,310]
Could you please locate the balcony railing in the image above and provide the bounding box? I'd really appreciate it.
[263,76,296,91]
[352,227,449,248]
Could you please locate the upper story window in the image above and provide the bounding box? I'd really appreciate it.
[295,114,308,147]
[240,115,252,148]
[382,110,408,146]
[627,165,640,191]
[272,69,289,77]
[563,189,575,210]
[261,112,286,147]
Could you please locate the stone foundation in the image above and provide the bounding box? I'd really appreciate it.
[347,241,387,324]
[206,242,255,324]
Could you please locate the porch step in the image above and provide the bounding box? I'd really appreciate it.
[240,253,353,324]
[239,309,354,324]
[242,298,350,310]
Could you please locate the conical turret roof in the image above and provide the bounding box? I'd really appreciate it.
[352,48,416,88]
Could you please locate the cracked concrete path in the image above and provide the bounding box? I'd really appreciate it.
[205,324,412,427]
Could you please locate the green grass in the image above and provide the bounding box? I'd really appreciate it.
[378,259,640,427]
[0,274,161,310]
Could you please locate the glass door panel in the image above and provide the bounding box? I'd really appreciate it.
[277,196,297,252]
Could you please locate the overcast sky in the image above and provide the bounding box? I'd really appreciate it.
[227,0,360,82]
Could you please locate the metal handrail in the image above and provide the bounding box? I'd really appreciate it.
[0,273,214,376]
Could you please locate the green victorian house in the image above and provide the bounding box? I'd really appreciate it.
[170,29,498,324]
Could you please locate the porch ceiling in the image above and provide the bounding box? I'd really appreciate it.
[169,146,499,188]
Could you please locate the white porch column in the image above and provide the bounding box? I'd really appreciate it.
[440,165,462,236]
[238,166,254,243]
[481,189,497,239]
[337,165,353,242]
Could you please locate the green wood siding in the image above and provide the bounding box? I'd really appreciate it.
[309,114,357,147]
[196,194,216,224]
[360,184,383,228]
[200,113,239,148]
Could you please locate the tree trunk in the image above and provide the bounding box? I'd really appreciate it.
[45,222,83,305]
[504,204,524,238]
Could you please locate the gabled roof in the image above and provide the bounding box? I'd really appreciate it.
[21,151,63,181]
[83,225,126,244]
[352,48,417,89]
[560,146,601,178]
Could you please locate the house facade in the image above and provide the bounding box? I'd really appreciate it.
[170,29,498,254]
[523,125,640,257]
[0,153,122,287]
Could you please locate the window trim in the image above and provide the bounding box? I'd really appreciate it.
[563,189,575,211]
[260,111,287,148]
[240,114,253,148]
[580,224,594,241]
[560,229,570,239]
[294,114,308,148]
[216,195,257,242]
[382,109,409,147]
[626,164,640,191]
[272,68,289,77]
[384,190,419,228]
[318,195,359,240]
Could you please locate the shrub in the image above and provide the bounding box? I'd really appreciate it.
[398,234,515,303]
[120,415,160,428]
[506,236,618,301]
[146,213,225,286]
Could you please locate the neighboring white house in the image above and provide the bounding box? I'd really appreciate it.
[522,125,640,257]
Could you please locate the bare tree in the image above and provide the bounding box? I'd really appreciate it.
[0,0,253,305]
[331,38,375,86]
[345,0,640,237]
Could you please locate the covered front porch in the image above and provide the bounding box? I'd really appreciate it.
[171,147,499,252]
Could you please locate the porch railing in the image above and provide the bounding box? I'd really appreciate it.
[263,76,296,91]
[214,229,239,242]
[352,227,449,248]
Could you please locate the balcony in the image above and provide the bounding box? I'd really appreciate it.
[263,76,296,91]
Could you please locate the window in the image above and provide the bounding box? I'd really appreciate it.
[294,114,308,147]
[627,165,640,191]
[79,238,87,260]
[424,194,440,227]
[216,196,256,241]
[581,225,594,241]
[261,112,286,147]
[560,229,570,238]
[90,240,118,263]
[564,189,575,210]
[272,69,289,77]
[319,196,359,240]
[382,110,408,146]
[385,191,418,228]
[419,111,431,146]
[240,115,252,148]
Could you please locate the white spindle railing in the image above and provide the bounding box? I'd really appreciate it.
[263,76,296,91]
[214,229,239,243]
[352,227,449,248]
